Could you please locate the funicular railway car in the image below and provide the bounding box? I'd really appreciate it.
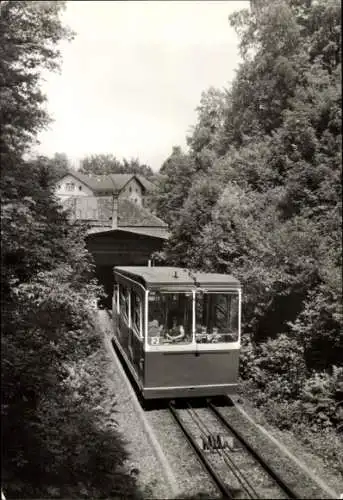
[111,266,242,399]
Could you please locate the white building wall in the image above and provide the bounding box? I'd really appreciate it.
[118,178,143,205]
[55,175,93,200]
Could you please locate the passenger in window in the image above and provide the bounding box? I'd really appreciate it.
[148,319,163,345]
[196,325,207,343]
[207,327,222,343]
[166,317,185,342]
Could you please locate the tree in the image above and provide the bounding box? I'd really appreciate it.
[1,3,142,497]
[165,176,222,267]
[222,0,341,152]
[79,153,154,178]
[150,146,198,227]
[0,1,74,158]
[152,90,229,234]
[1,0,74,284]
[187,86,228,161]
[25,153,73,185]
[79,153,122,176]
[0,0,74,223]
[211,0,341,356]
[151,0,342,373]
[121,157,155,179]
[50,152,72,179]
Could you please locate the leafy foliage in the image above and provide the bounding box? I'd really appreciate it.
[0,0,74,157]
[240,335,343,439]
[2,315,142,498]
[79,153,154,179]
[151,146,198,226]
[186,86,228,159]
[151,0,342,446]
[240,334,307,401]
[46,152,73,180]
[165,176,222,267]
[1,2,142,497]
[152,0,342,370]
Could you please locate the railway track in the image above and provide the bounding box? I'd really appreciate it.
[104,310,338,499]
[168,399,299,499]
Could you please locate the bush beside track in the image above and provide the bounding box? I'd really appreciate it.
[239,334,343,476]
[2,304,143,499]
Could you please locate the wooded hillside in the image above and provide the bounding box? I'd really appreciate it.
[1,2,142,497]
[150,0,342,458]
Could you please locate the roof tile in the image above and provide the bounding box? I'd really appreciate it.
[62,195,167,228]
[61,171,152,193]
[118,199,167,227]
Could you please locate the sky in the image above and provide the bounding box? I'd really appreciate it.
[36,1,248,171]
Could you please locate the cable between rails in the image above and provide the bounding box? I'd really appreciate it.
[185,402,260,499]
[168,401,235,499]
[208,401,299,500]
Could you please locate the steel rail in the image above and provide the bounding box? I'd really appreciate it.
[208,401,299,500]
[186,402,259,499]
[168,401,234,499]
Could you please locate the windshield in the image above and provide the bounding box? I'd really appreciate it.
[148,292,192,345]
[195,293,239,344]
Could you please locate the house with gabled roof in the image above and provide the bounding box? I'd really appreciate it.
[54,170,168,307]
[54,170,168,238]
[55,171,153,206]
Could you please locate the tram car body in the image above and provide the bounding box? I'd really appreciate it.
[111,266,242,399]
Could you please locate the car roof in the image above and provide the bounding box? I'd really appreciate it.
[114,266,241,290]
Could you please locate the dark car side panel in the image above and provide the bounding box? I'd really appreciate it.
[142,349,239,398]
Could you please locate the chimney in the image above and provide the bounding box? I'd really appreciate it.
[112,195,118,229]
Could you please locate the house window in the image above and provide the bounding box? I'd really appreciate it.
[129,187,132,193]
[79,185,82,191]
[57,184,61,189]
[66,183,75,191]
